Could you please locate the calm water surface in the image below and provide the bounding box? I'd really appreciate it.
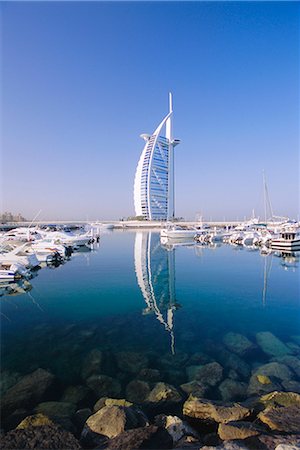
[1,230,299,399]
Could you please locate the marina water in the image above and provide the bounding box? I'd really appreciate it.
[1,230,300,405]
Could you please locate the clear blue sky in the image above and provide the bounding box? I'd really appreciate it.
[1,1,299,221]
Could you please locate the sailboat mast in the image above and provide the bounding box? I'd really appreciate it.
[263,170,267,223]
[263,171,274,223]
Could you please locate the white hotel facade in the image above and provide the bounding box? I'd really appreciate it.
[134,93,180,220]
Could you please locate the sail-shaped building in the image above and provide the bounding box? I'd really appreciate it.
[134,93,180,220]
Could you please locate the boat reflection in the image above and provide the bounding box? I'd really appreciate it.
[134,232,180,354]
[274,250,299,271]
[0,278,32,297]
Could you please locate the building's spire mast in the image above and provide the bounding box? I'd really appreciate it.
[167,92,174,221]
[166,92,173,142]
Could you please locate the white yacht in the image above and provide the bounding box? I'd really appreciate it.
[270,228,300,250]
[0,243,39,268]
[160,224,197,239]
[39,230,91,248]
[30,239,67,260]
[0,227,42,242]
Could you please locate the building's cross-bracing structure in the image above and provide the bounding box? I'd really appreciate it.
[134,93,180,221]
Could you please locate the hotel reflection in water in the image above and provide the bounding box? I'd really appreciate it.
[134,232,180,354]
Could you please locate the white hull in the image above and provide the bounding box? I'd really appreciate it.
[271,239,300,250]
[160,230,196,239]
[0,253,39,269]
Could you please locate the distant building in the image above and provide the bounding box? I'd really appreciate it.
[0,212,26,223]
[134,93,180,220]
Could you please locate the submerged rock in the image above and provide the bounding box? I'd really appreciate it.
[223,332,255,356]
[188,352,212,366]
[81,349,103,380]
[116,352,148,374]
[219,351,251,380]
[252,362,293,382]
[107,425,173,449]
[247,374,282,397]
[34,401,76,419]
[186,365,203,381]
[0,423,81,449]
[196,362,223,387]
[125,380,150,403]
[147,382,182,404]
[1,369,55,416]
[282,380,300,393]
[34,401,76,431]
[137,368,161,382]
[286,341,300,354]
[160,352,189,369]
[0,370,21,396]
[259,391,300,408]
[86,374,121,398]
[258,405,300,432]
[183,396,251,423]
[291,335,300,346]
[273,355,300,378]
[218,379,247,402]
[187,362,223,387]
[180,380,209,397]
[218,421,262,440]
[61,385,92,407]
[256,332,292,357]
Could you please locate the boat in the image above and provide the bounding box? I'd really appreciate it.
[0,243,40,269]
[30,239,68,259]
[0,227,42,242]
[0,269,16,280]
[270,228,300,250]
[160,224,197,239]
[39,230,91,248]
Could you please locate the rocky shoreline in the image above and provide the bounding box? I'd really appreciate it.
[1,329,300,449]
[1,388,300,449]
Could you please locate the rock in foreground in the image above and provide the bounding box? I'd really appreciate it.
[0,424,81,449]
[218,421,262,440]
[183,396,251,424]
[84,405,147,438]
[258,405,300,432]
[107,425,173,449]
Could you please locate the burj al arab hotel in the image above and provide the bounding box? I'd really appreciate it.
[134,93,181,220]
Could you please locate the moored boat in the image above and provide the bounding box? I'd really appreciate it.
[160,225,197,239]
[270,229,300,250]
